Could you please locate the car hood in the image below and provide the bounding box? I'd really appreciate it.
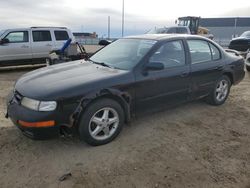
[15,60,131,100]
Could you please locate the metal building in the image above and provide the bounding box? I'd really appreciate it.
[200,17,250,46]
[73,32,99,45]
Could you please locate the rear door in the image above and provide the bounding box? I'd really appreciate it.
[0,30,32,62]
[187,39,224,98]
[31,29,54,59]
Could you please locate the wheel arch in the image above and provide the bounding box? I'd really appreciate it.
[72,88,131,128]
[223,72,234,85]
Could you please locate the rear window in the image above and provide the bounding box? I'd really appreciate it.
[176,27,188,34]
[209,43,221,60]
[54,30,69,41]
[167,27,177,33]
[241,31,250,38]
[187,40,212,64]
[32,31,52,42]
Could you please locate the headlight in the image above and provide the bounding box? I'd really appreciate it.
[21,97,57,111]
[39,101,57,111]
[21,97,40,111]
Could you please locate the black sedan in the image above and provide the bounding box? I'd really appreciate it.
[229,31,250,52]
[6,34,245,146]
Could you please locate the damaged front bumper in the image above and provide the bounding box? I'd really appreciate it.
[5,91,78,140]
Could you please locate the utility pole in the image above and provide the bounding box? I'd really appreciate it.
[108,16,110,39]
[234,17,238,38]
[122,0,124,37]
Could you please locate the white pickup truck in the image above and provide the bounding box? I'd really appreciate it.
[0,27,74,66]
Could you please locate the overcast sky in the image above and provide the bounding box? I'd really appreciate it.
[0,0,250,37]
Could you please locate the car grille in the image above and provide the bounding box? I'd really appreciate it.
[13,90,23,104]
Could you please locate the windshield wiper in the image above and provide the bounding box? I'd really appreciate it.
[89,59,112,68]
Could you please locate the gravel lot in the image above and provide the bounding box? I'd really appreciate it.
[0,66,250,188]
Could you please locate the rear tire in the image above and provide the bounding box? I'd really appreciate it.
[206,75,231,106]
[78,98,124,146]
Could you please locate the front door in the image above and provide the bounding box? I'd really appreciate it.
[135,40,191,114]
[0,30,32,62]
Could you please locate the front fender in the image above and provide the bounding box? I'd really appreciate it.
[72,88,132,127]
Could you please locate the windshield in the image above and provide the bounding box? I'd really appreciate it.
[90,38,157,70]
[0,30,6,38]
[147,27,168,34]
[240,31,250,38]
[178,20,190,27]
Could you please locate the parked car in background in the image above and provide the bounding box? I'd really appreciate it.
[0,27,74,66]
[147,26,191,34]
[6,34,245,146]
[229,31,250,53]
[99,39,112,46]
[245,52,250,71]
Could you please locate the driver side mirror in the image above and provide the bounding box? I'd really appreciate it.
[145,62,164,71]
[0,38,10,45]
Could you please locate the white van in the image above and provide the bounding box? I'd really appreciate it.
[0,27,74,66]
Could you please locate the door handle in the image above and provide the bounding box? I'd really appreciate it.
[180,72,189,77]
[21,45,29,48]
[208,66,223,71]
[46,44,52,47]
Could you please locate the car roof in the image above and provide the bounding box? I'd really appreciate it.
[3,27,68,31]
[125,34,207,41]
[153,26,189,28]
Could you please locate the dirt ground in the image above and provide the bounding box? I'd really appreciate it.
[0,66,250,188]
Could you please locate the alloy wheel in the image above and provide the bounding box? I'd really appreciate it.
[88,107,119,141]
[215,79,229,102]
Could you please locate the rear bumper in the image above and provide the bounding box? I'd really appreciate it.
[233,69,245,85]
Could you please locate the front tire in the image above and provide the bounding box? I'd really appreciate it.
[78,98,124,146]
[206,75,231,105]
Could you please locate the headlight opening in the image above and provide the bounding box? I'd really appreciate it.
[21,97,57,111]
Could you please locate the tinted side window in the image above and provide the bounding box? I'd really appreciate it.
[54,30,69,41]
[32,31,52,42]
[187,40,212,64]
[149,40,185,69]
[209,43,221,60]
[176,28,188,34]
[5,31,29,43]
[167,28,177,33]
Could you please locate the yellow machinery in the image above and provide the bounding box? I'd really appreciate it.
[178,16,214,39]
